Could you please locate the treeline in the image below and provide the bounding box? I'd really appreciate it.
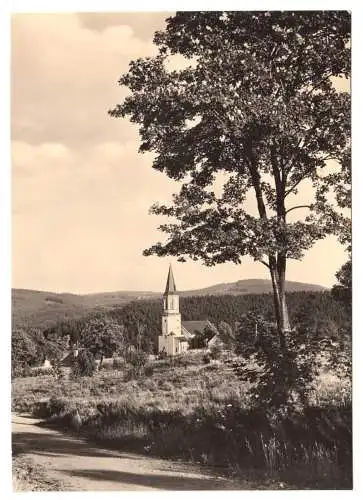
[12,290,350,374]
[41,291,350,354]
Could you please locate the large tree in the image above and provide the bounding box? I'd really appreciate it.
[80,317,125,365]
[110,11,350,348]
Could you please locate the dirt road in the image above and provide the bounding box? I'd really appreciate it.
[12,414,248,491]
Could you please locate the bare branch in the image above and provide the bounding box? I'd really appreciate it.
[259,259,270,269]
[285,204,312,215]
[284,165,317,198]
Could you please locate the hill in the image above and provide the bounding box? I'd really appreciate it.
[179,279,325,296]
[11,288,157,330]
[12,279,326,331]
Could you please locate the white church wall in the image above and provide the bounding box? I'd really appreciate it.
[162,313,181,337]
[159,265,190,356]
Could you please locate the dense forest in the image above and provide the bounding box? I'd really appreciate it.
[41,291,350,354]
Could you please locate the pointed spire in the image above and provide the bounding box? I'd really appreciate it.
[164,264,177,295]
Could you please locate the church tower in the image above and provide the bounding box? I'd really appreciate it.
[162,264,181,337]
[158,265,187,355]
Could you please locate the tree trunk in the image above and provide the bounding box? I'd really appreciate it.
[269,254,290,352]
[270,266,286,351]
[247,150,291,350]
[277,252,291,333]
[270,144,291,342]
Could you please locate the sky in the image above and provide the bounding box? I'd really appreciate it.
[11,12,350,294]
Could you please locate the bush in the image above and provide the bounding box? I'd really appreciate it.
[232,320,352,416]
[123,364,140,382]
[209,343,222,360]
[144,364,154,377]
[125,349,147,377]
[51,361,64,380]
[158,348,167,360]
[26,367,54,377]
[203,354,211,364]
[11,329,39,376]
[112,357,125,370]
[70,350,97,378]
[11,365,33,378]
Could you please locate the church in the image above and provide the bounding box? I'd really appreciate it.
[158,265,215,356]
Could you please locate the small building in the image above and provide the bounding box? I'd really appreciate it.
[59,347,84,367]
[42,358,52,369]
[207,322,236,350]
[207,334,227,349]
[182,320,216,348]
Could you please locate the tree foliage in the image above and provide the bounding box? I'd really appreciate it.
[232,323,348,415]
[332,258,352,311]
[79,317,125,363]
[70,349,97,378]
[110,11,350,341]
[11,328,39,375]
[11,327,67,376]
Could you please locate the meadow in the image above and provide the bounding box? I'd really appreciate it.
[12,350,352,489]
[12,456,64,492]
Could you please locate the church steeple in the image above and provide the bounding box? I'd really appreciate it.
[159,264,185,355]
[162,265,180,322]
[164,264,177,295]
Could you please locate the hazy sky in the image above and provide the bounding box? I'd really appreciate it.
[11,12,350,294]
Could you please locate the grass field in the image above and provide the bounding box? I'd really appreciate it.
[12,456,64,492]
[12,350,352,489]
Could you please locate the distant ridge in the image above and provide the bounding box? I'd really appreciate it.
[179,279,326,297]
[12,279,326,330]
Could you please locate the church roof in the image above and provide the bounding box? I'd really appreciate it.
[182,320,214,338]
[164,264,177,295]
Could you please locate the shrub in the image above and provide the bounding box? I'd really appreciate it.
[70,350,97,378]
[51,361,64,380]
[209,343,222,360]
[11,329,39,376]
[203,363,219,372]
[12,365,34,378]
[112,357,125,370]
[158,348,167,360]
[232,320,352,416]
[26,367,54,377]
[203,354,211,364]
[125,349,148,377]
[144,364,154,377]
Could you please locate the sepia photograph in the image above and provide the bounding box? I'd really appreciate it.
[10,8,352,492]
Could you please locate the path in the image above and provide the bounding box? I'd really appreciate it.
[12,414,247,491]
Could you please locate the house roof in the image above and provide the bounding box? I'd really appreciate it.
[164,264,177,295]
[182,320,214,338]
[60,352,75,366]
[208,325,235,347]
[60,347,85,366]
[208,335,224,346]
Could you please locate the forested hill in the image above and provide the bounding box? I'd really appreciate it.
[179,279,325,296]
[110,291,346,352]
[42,291,349,354]
[12,279,325,330]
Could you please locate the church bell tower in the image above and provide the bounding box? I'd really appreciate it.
[161,264,181,337]
[158,264,186,355]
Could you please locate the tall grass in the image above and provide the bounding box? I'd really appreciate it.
[12,351,352,489]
